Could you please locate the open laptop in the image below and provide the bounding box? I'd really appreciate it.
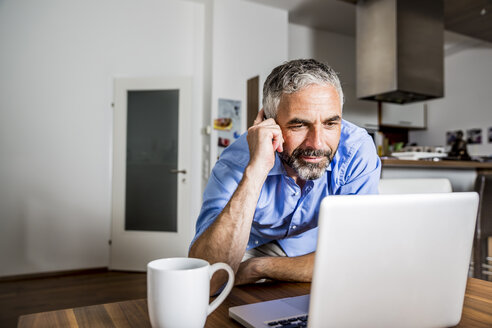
[229,192,479,328]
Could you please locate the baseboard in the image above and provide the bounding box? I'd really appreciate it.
[0,267,109,282]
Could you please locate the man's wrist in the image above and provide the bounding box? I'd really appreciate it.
[249,257,266,280]
[244,162,270,183]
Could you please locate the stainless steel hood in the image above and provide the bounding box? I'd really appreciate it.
[356,0,444,104]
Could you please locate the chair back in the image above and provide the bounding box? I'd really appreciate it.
[473,174,492,280]
[379,178,452,194]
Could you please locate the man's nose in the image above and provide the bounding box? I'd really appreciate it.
[305,125,323,149]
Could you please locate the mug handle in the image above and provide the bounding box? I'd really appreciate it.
[207,262,234,315]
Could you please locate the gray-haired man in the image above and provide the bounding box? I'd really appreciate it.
[189,59,381,293]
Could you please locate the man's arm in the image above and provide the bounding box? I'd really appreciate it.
[189,110,284,294]
[235,253,315,285]
[189,165,267,293]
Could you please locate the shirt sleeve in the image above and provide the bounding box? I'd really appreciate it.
[336,135,381,195]
[189,159,244,248]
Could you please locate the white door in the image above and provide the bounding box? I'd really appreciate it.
[110,77,192,271]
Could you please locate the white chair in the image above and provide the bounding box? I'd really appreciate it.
[378,178,453,194]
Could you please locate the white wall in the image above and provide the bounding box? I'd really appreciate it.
[0,0,205,276]
[409,40,492,157]
[209,0,288,168]
[288,23,378,129]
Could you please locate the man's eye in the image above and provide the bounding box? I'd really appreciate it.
[324,122,337,128]
[290,124,304,129]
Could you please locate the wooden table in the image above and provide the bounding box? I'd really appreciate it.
[18,278,492,327]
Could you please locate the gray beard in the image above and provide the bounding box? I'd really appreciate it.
[279,147,333,180]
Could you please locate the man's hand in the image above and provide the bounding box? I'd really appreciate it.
[235,258,263,285]
[246,109,284,177]
[235,253,315,286]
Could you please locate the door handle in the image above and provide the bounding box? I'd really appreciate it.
[169,169,187,174]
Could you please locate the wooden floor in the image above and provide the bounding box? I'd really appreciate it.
[0,269,146,328]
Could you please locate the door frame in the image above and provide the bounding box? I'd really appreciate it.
[110,77,192,271]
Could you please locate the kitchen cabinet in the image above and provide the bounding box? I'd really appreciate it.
[381,102,427,129]
[342,98,379,130]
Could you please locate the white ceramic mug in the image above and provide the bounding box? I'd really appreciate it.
[147,257,234,328]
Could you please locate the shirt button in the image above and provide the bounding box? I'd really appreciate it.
[293,191,299,196]
[292,225,297,230]
[255,240,259,245]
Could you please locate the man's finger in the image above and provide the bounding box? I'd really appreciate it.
[272,130,284,153]
[253,108,265,125]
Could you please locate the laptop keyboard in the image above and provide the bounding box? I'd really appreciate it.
[265,314,308,327]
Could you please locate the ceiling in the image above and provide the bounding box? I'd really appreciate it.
[445,0,492,43]
[246,0,356,36]
[245,0,492,43]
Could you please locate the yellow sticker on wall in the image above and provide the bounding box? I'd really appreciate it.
[213,118,233,131]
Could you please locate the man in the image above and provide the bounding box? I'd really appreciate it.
[189,59,381,293]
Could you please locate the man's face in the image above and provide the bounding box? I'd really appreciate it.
[275,84,342,181]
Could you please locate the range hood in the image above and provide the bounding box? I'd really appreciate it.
[356,0,444,104]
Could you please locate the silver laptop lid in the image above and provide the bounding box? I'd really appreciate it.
[309,192,478,328]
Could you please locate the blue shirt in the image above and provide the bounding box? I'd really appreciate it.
[192,119,381,257]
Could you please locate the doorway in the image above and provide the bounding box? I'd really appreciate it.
[110,77,192,271]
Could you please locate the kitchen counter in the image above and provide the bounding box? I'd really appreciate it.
[382,158,492,170]
[381,159,492,192]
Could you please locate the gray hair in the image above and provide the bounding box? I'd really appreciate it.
[262,59,344,119]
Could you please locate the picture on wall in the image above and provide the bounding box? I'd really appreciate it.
[215,98,242,157]
[466,128,482,145]
[446,130,459,145]
[489,127,492,143]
